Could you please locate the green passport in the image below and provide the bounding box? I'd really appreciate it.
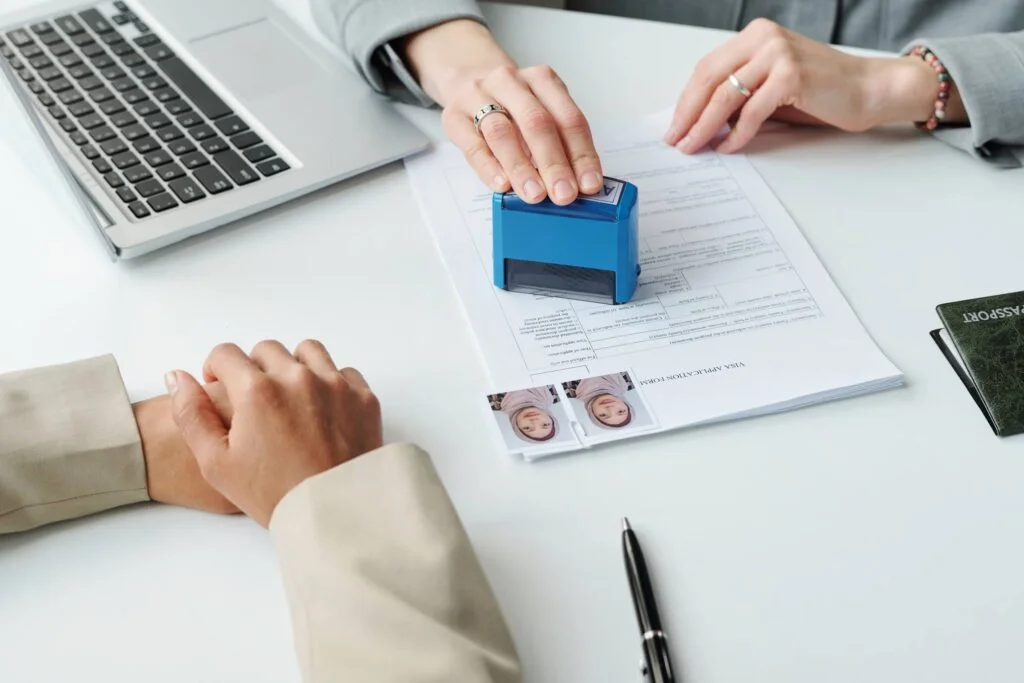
[932,291,1024,437]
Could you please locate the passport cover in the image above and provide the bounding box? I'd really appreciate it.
[933,291,1024,436]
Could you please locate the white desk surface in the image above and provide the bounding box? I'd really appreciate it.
[2,2,1023,682]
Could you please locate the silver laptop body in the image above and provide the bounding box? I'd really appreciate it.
[0,0,429,258]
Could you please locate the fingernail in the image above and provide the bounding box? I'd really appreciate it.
[493,175,507,191]
[553,180,575,203]
[581,171,601,192]
[676,136,692,152]
[524,179,544,201]
[164,371,178,396]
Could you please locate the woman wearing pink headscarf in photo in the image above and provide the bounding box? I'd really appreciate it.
[575,374,633,429]
[500,388,558,443]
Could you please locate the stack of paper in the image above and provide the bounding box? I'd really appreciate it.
[405,111,903,460]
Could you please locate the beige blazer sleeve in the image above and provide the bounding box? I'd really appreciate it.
[269,443,522,683]
[0,356,149,534]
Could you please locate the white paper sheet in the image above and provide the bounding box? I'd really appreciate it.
[406,111,903,459]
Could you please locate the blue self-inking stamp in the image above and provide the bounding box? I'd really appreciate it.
[493,177,640,305]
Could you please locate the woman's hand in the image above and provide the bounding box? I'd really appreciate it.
[664,19,966,154]
[403,20,603,204]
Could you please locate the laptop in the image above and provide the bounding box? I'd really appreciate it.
[0,0,430,258]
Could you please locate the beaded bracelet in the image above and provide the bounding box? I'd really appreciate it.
[907,46,951,131]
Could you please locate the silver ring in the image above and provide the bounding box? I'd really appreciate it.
[473,103,512,133]
[642,630,666,641]
[727,73,753,98]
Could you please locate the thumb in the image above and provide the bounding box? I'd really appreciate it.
[166,370,228,467]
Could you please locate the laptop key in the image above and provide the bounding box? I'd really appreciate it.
[124,166,153,184]
[111,78,136,93]
[81,145,100,160]
[165,100,192,116]
[29,55,52,69]
[70,131,89,146]
[128,201,150,218]
[144,44,174,62]
[142,76,167,90]
[0,44,12,60]
[168,139,196,155]
[156,57,231,119]
[230,131,261,149]
[30,81,46,95]
[41,93,59,106]
[101,32,125,46]
[134,34,160,48]
[122,124,148,141]
[18,70,35,83]
[157,163,186,182]
[68,101,94,117]
[89,87,114,103]
[112,14,130,26]
[79,76,103,91]
[101,100,126,115]
[145,150,173,167]
[38,66,62,81]
[101,139,128,156]
[79,113,105,130]
[121,53,144,68]
[68,65,93,80]
[244,145,276,164]
[145,113,171,129]
[154,88,179,104]
[59,53,82,68]
[214,150,259,186]
[177,112,203,128]
[59,119,77,133]
[215,116,249,136]
[113,152,140,170]
[40,32,66,47]
[72,34,95,48]
[114,1,129,11]
[157,126,183,143]
[169,177,206,204]
[55,16,85,35]
[48,105,65,120]
[131,65,155,79]
[48,78,73,93]
[31,22,54,35]
[49,41,72,57]
[8,57,24,70]
[201,138,229,155]
[193,165,233,194]
[94,158,113,174]
[135,179,164,198]
[79,10,114,34]
[189,125,216,141]
[104,171,123,187]
[5,30,32,47]
[22,44,44,59]
[111,112,137,128]
[90,126,116,142]
[133,136,161,154]
[180,152,209,170]
[124,89,148,104]
[147,193,178,212]
[81,43,105,59]
[134,21,149,34]
[127,99,153,115]
[91,55,115,70]
[101,66,125,80]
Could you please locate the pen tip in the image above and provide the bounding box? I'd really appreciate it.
[622,517,631,531]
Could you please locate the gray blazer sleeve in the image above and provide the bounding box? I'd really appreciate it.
[310,0,486,106]
[906,31,1024,168]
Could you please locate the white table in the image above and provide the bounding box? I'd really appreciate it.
[2,3,1023,682]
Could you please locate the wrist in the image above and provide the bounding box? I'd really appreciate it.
[401,19,516,105]
[864,55,967,128]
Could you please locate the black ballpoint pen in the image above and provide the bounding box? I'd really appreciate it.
[622,517,675,683]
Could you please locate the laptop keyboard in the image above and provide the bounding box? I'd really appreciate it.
[1,2,291,220]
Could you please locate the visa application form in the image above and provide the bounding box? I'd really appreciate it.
[405,111,903,456]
